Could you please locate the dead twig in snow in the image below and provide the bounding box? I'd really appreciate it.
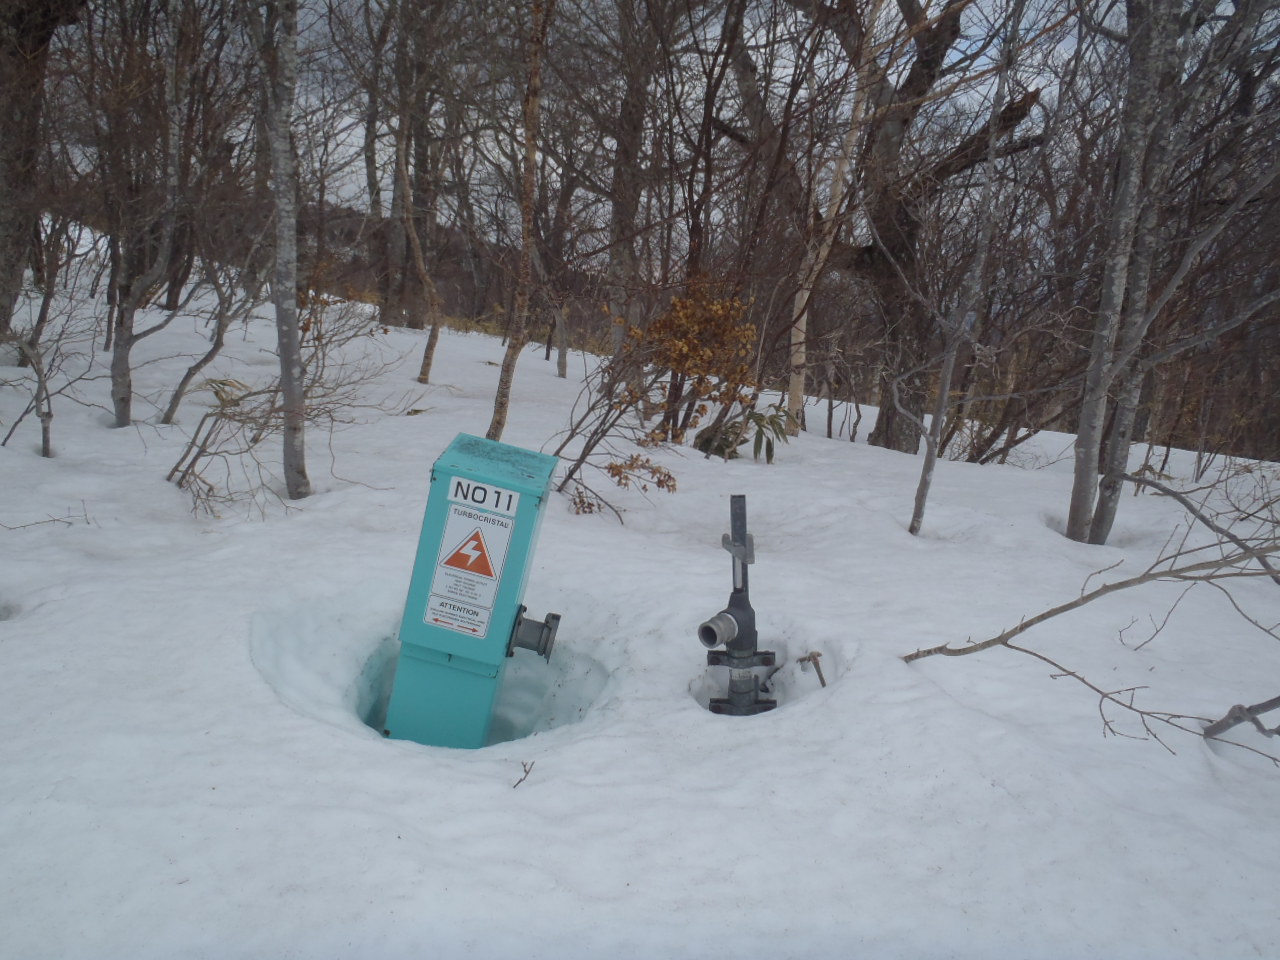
[797,651,827,687]
[0,503,92,530]
[1003,641,1206,754]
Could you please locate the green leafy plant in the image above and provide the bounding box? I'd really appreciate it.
[694,402,795,463]
[743,403,795,463]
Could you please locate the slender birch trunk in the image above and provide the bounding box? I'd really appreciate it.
[246,0,310,499]
[605,7,649,356]
[782,0,885,435]
[1065,0,1275,542]
[908,329,961,535]
[910,0,1026,535]
[785,94,876,434]
[394,126,445,383]
[487,0,556,443]
[1065,0,1171,541]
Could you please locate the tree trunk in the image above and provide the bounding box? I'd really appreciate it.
[0,0,86,334]
[786,293,807,434]
[1089,371,1144,543]
[395,123,446,384]
[604,1,654,355]
[783,99,873,436]
[909,339,958,535]
[111,307,136,427]
[20,217,67,367]
[250,0,310,499]
[487,0,556,443]
[865,292,929,454]
[910,0,1027,531]
[1066,0,1173,541]
[108,6,183,429]
[1087,167,1165,542]
[555,302,568,379]
[359,0,389,314]
[417,322,442,383]
[382,129,408,325]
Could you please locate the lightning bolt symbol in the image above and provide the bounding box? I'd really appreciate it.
[459,537,482,567]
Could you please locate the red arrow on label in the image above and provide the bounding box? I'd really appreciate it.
[431,617,480,634]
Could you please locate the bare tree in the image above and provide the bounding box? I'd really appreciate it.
[97,0,184,428]
[2,227,101,458]
[64,0,254,428]
[167,299,400,514]
[767,0,1049,453]
[0,0,86,335]
[779,0,886,435]
[575,0,671,355]
[242,0,311,499]
[909,0,1030,534]
[161,247,270,425]
[487,0,557,443]
[1066,0,1280,543]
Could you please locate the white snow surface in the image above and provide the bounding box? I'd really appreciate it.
[2,308,1278,960]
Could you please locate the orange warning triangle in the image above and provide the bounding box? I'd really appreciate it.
[441,528,497,578]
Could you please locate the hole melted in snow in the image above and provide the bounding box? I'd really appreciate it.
[486,650,608,744]
[249,595,607,746]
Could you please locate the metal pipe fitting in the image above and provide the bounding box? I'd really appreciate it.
[698,611,738,648]
[509,606,559,661]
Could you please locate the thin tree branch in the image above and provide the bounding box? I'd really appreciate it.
[1118,472,1280,586]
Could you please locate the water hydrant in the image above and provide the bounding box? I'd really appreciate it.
[698,494,776,715]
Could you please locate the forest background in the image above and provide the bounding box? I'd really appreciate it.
[1,0,1278,542]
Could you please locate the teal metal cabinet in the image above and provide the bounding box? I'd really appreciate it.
[384,434,559,748]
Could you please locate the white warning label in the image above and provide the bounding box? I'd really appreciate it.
[425,596,489,637]
[425,502,514,639]
[448,477,520,517]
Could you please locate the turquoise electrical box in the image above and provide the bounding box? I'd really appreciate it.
[384,433,560,749]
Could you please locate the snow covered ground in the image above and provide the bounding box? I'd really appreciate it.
[2,305,1278,959]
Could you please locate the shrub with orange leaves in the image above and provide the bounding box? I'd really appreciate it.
[625,289,756,443]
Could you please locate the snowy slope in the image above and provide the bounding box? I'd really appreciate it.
[1,308,1277,960]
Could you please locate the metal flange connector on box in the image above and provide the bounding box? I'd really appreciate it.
[510,606,559,661]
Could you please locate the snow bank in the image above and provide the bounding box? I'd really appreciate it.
[2,307,1277,959]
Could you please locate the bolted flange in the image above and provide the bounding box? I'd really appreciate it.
[509,605,559,661]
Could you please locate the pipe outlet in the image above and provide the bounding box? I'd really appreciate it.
[698,611,738,649]
[510,607,559,661]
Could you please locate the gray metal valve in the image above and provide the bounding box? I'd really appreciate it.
[698,494,776,715]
